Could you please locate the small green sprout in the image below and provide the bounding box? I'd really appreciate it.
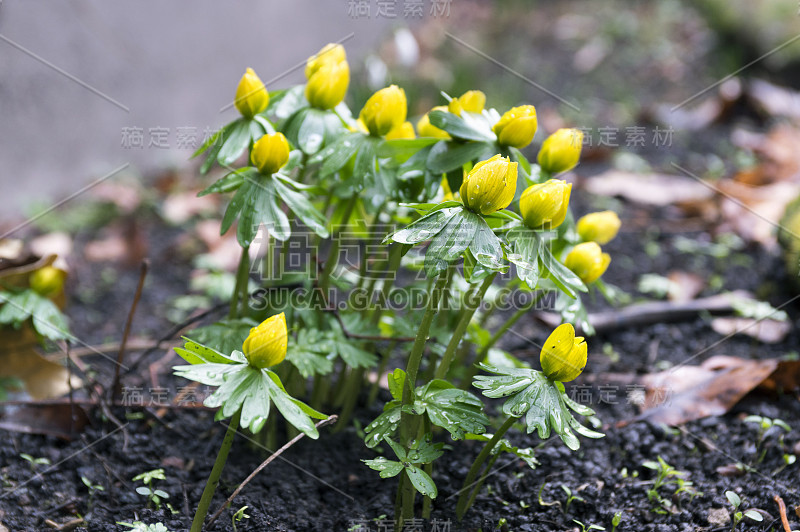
[132,468,169,510]
[232,506,250,531]
[773,453,797,475]
[744,415,792,464]
[561,484,585,515]
[573,519,605,532]
[81,476,104,507]
[611,512,622,532]
[725,490,763,531]
[641,456,700,513]
[19,453,50,472]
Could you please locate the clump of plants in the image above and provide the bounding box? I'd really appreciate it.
[173,42,620,528]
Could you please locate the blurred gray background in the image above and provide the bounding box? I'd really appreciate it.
[0,0,394,223]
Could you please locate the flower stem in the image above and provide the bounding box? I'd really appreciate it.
[433,273,496,380]
[455,415,517,520]
[318,194,358,300]
[228,246,250,319]
[191,410,241,532]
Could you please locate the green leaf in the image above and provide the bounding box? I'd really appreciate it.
[287,108,328,154]
[405,466,437,498]
[424,207,479,277]
[539,236,587,298]
[507,229,540,289]
[286,330,334,378]
[725,491,741,508]
[428,110,495,142]
[218,118,252,166]
[378,137,439,160]
[385,206,461,245]
[465,433,539,469]
[320,133,364,176]
[743,510,762,522]
[184,320,256,357]
[334,340,378,368]
[469,216,505,271]
[473,364,603,450]
[427,141,490,174]
[411,380,489,440]
[388,368,407,402]
[364,403,402,448]
[353,136,378,187]
[269,85,307,121]
[198,167,259,196]
[240,372,270,433]
[0,290,71,341]
[363,457,404,478]
[264,370,320,438]
[273,175,329,238]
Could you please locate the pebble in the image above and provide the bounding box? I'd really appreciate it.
[707,507,730,527]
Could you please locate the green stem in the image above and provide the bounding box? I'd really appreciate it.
[370,244,404,325]
[402,273,449,407]
[191,411,241,532]
[368,340,397,405]
[420,416,433,519]
[228,247,250,319]
[455,415,517,520]
[318,194,358,299]
[433,273,496,380]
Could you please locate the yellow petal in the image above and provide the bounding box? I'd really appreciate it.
[251,132,291,174]
[576,211,621,244]
[243,313,288,368]
[234,68,269,119]
[540,323,587,382]
[537,128,583,174]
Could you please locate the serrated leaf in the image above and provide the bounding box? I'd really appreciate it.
[469,216,505,271]
[264,370,320,438]
[386,206,461,245]
[273,176,329,238]
[414,380,489,440]
[424,207,479,277]
[0,290,71,341]
[198,167,258,196]
[364,403,402,448]
[363,457,404,478]
[184,320,255,357]
[320,133,364,176]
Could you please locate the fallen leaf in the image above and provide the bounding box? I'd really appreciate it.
[717,180,800,247]
[666,270,704,302]
[160,190,218,225]
[584,170,714,206]
[636,355,799,425]
[29,233,72,271]
[0,328,81,399]
[747,78,800,123]
[710,317,791,344]
[0,403,89,441]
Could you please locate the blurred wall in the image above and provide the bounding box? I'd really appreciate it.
[0,0,396,223]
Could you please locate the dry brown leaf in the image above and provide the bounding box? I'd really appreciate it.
[637,355,798,425]
[0,403,89,441]
[83,219,147,265]
[0,329,81,400]
[666,270,704,302]
[584,170,714,206]
[161,190,218,225]
[717,180,800,247]
[747,79,800,123]
[710,317,791,344]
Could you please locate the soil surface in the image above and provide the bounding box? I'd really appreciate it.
[1,185,799,532]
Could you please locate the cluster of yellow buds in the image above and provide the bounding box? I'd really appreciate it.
[359,85,408,137]
[305,43,350,111]
[576,211,620,245]
[540,323,587,382]
[459,155,518,215]
[251,132,290,175]
[243,313,288,369]
[234,68,269,119]
[493,105,538,149]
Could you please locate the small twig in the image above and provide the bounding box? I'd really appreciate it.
[774,494,791,532]
[111,259,149,401]
[205,415,338,528]
[0,397,213,411]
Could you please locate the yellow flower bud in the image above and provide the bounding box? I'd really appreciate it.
[538,128,583,174]
[564,242,610,284]
[441,176,454,201]
[448,90,486,116]
[305,60,350,110]
[385,121,416,140]
[576,211,621,245]
[519,179,572,230]
[234,68,269,119]
[359,85,407,137]
[243,313,288,368]
[29,266,66,297]
[492,105,538,148]
[416,106,451,139]
[251,132,290,174]
[305,43,347,79]
[540,323,587,382]
[459,154,518,215]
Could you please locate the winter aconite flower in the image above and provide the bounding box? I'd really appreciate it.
[417,106,451,139]
[460,154,518,215]
[305,43,347,79]
[538,128,583,174]
[540,323,587,382]
[305,44,349,110]
[251,132,290,175]
[493,105,537,148]
[234,68,269,119]
[29,266,66,297]
[519,179,572,230]
[576,211,621,245]
[359,85,407,137]
[243,313,288,369]
[564,242,610,284]
[448,90,486,116]
[385,121,416,140]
